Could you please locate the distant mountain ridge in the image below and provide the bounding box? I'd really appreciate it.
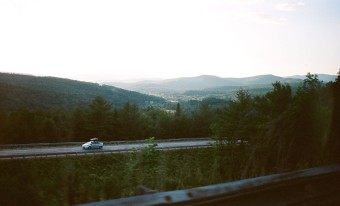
[0,73,166,110]
[287,74,337,82]
[105,74,336,92]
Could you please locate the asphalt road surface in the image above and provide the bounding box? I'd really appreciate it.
[0,140,212,159]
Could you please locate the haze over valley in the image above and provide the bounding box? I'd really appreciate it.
[105,73,337,101]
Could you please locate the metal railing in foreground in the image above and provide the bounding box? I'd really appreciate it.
[78,164,340,206]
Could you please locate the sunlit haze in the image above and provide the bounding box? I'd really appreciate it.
[0,0,339,82]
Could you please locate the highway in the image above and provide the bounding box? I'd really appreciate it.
[0,139,212,159]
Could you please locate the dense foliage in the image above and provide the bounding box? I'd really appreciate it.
[0,96,218,143]
[0,73,166,110]
[0,145,251,206]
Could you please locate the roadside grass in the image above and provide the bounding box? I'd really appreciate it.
[0,142,252,206]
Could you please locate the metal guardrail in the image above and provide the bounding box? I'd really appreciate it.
[77,164,340,206]
[0,145,212,160]
[0,138,211,148]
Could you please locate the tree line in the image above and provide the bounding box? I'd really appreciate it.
[216,72,340,172]
[1,72,340,168]
[0,96,217,143]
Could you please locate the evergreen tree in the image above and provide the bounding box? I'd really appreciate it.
[85,96,113,139]
[191,103,214,137]
[214,89,255,142]
[175,103,181,117]
[118,102,142,140]
[327,69,340,161]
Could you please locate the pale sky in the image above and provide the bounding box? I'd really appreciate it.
[0,0,339,82]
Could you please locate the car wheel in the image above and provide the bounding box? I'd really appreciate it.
[99,146,102,149]
[88,146,91,149]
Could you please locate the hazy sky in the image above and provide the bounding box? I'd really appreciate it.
[0,0,339,82]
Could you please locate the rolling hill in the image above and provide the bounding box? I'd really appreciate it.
[105,74,308,92]
[105,74,337,101]
[0,73,166,110]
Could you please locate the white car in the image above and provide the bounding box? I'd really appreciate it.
[82,138,104,150]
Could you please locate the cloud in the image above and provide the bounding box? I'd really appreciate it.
[225,0,265,5]
[235,9,287,25]
[255,14,287,24]
[213,1,287,25]
[251,12,287,24]
[276,2,305,11]
[193,1,289,26]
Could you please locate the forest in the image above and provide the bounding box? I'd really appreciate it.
[0,72,339,164]
[0,72,166,110]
